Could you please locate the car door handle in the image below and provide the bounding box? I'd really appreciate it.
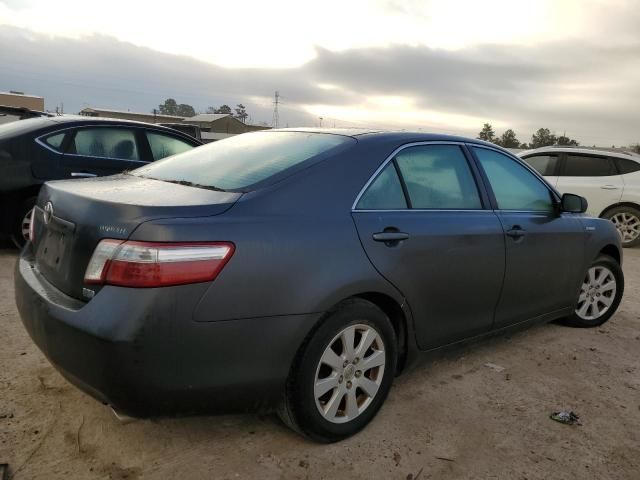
[71,172,97,178]
[601,185,619,190]
[372,232,409,242]
[506,226,526,239]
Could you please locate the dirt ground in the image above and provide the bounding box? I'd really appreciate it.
[1,242,639,480]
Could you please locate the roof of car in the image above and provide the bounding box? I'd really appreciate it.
[0,115,202,144]
[273,128,501,147]
[520,146,640,161]
[49,114,176,128]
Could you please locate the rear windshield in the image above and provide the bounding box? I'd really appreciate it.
[133,131,355,191]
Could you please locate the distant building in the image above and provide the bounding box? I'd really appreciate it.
[79,108,270,142]
[79,107,184,124]
[187,113,270,135]
[0,91,45,111]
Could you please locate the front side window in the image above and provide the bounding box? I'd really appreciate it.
[356,164,407,210]
[563,154,616,177]
[523,154,559,176]
[474,147,554,212]
[146,131,194,160]
[71,128,140,160]
[395,145,482,209]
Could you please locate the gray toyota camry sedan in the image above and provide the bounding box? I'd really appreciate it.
[15,129,624,442]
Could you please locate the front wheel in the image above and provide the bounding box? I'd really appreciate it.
[279,299,397,442]
[562,255,624,328]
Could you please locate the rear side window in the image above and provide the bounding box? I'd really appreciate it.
[523,154,559,176]
[71,128,140,160]
[563,154,616,176]
[134,131,354,191]
[43,132,66,151]
[396,145,481,209]
[616,158,640,175]
[146,131,194,160]
[474,147,554,212]
[356,164,407,210]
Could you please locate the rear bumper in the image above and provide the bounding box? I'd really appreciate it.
[15,255,320,416]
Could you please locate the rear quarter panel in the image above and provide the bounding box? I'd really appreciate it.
[130,136,417,344]
[620,170,640,211]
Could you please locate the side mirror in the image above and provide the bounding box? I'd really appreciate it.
[561,193,588,213]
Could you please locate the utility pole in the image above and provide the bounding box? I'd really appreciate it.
[272,91,280,128]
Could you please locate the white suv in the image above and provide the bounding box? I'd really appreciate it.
[520,147,640,247]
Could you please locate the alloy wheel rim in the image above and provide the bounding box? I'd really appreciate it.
[21,208,33,241]
[610,212,640,243]
[575,266,616,320]
[314,323,386,424]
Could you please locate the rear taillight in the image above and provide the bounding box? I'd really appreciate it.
[84,240,234,288]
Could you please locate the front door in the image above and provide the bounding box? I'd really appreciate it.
[471,147,585,328]
[352,144,505,350]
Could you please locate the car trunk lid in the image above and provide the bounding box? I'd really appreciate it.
[32,174,241,300]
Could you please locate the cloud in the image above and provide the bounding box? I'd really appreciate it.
[0,24,638,145]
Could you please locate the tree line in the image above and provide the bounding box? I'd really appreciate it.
[477,123,580,149]
[157,98,249,124]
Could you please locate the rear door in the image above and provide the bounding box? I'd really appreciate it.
[555,153,624,217]
[60,126,148,178]
[352,143,505,350]
[471,146,585,328]
[521,152,561,188]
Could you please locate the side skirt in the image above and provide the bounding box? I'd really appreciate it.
[402,306,574,372]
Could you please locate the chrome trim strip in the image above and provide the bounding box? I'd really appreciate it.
[353,208,553,214]
[34,123,193,162]
[71,172,98,177]
[354,209,493,213]
[351,141,471,211]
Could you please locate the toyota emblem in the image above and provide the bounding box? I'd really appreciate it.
[43,201,53,225]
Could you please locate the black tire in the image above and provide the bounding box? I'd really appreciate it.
[601,206,640,248]
[279,298,397,442]
[561,255,624,328]
[10,196,37,249]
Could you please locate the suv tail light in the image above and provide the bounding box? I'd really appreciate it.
[84,240,235,288]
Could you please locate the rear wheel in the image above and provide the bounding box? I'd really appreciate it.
[279,299,397,442]
[562,255,624,328]
[602,206,640,247]
[10,197,36,249]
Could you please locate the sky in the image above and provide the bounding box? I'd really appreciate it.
[0,0,639,145]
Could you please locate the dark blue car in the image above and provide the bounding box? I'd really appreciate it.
[0,116,202,246]
[15,129,624,442]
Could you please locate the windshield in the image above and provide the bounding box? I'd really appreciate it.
[133,131,355,191]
